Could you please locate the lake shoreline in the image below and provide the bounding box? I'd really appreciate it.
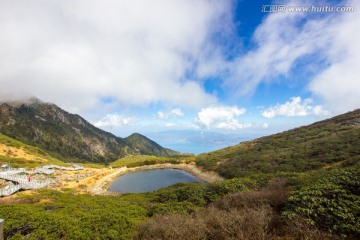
[91,163,224,195]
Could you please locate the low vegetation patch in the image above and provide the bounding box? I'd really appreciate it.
[0,178,255,239]
[136,178,335,240]
[284,166,360,238]
[110,155,194,168]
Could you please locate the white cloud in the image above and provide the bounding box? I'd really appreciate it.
[195,106,249,130]
[225,0,328,96]
[157,108,184,119]
[94,114,135,129]
[165,123,176,127]
[224,0,360,114]
[0,0,232,112]
[2,0,357,121]
[262,97,329,118]
[309,2,360,113]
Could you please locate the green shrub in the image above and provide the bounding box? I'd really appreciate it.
[0,190,148,239]
[283,168,360,238]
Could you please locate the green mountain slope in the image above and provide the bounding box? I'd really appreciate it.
[196,109,360,178]
[0,98,178,163]
[125,133,178,156]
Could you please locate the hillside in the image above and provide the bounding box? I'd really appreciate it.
[0,97,178,163]
[196,109,360,178]
[125,133,178,156]
[0,133,67,168]
[0,107,359,239]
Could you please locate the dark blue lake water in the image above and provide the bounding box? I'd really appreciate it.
[108,168,205,193]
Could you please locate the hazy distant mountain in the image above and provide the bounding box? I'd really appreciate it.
[0,97,178,163]
[147,130,259,154]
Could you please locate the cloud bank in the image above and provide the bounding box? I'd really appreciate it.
[0,0,232,112]
[1,0,358,120]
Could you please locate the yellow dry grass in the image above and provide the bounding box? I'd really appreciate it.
[0,143,47,162]
[50,168,114,194]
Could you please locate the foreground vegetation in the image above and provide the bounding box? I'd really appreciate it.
[1,163,359,239]
[0,178,253,239]
[284,167,360,238]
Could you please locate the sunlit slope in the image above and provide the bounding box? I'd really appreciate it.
[0,133,66,168]
[196,109,360,178]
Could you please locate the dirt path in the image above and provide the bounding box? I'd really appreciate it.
[90,163,224,195]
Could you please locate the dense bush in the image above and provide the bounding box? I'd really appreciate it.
[152,178,256,207]
[0,191,148,239]
[136,206,274,240]
[284,167,360,238]
[136,179,334,240]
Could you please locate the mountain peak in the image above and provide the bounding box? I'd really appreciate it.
[0,98,179,163]
[0,96,46,107]
[125,133,179,156]
[24,96,43,105]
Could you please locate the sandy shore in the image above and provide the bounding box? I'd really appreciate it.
[91,163,224,195]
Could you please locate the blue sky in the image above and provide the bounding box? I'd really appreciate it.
[0,0,359,154]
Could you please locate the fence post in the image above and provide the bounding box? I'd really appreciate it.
[0,218,4,240]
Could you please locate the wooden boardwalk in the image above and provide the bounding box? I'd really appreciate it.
[0,172,51,196]
[0,163,83,197]
[0,184,21,197]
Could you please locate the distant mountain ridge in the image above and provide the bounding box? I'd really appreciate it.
[0,97,178,163]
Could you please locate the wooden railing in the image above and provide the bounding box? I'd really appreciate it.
[0,172,51,197]
[0,184,21,197]
[0,163,83,197]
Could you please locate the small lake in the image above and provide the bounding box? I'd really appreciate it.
[108,168,205,193]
